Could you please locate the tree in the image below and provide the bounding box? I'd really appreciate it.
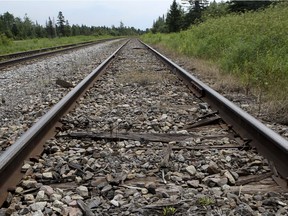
[35,21,46,38]
[46,17,56,38]
[0,11,142,41]
[0,12,15,38]
[181,0,209,28]
[119,21,125,35]
[166,0,183,33]
[181,0,209,10]
[57,11,65,36]
[64,20,71,36]
[11,22,19,38]
[202,1,229,20]
[80,24,91,35]
[151,15,167,33]
[71,24,80,36]
[21,14,35,38]
[229,0,273,12]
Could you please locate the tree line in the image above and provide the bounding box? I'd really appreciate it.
[152,0,277,33]
[0,11,143,40]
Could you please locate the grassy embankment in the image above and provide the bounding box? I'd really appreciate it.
[0,35,113,55]
[142,3,288,123]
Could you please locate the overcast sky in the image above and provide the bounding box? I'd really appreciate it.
[0,0,182,30]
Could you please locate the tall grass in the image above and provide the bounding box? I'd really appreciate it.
[142,3,288,122]
[0,35,112,55]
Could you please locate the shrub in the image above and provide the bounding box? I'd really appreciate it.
[0,34,12,46]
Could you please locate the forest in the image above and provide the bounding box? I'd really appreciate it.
[0,10,143,43]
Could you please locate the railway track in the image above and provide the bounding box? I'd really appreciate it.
[0,39,288,215]
[0,38,118,69]
[0,39,125,151]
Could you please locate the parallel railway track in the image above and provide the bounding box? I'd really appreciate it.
[0,39,287,215]
[0,38,118,69]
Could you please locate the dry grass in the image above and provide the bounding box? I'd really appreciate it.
[149,44,288,124]
[261,97,288,124]
[152,44,245,94]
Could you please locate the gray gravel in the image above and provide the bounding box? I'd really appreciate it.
[1,39,288,215]
[0,39,125,151]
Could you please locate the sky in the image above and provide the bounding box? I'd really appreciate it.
[0,0,180,30]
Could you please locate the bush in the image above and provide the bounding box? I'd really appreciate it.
[0,34,12,46]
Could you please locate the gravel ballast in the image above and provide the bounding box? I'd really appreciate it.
[1,39,288,215]
[0,39,125,151]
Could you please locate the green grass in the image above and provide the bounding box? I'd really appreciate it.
[197,197,215,206]
[0,35,114,55]
[142,3,288,122]
[162,207,176,216]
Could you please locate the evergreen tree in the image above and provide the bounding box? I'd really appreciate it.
[119,21,125,35]
[151,15,167,33]
[182,0,209,10]
[64,20,71,36]
[46,17,56,38]
[80,24,91,35]
[71,24,80,36]
[0,11,142,41]
[229,0,273,12]
[0,12,15,38]
[34,21,46,38]
[11,22,19,38]
[57,11,65,37]
[21,14,35,38]
[182,0,209,29]
[166,0,183,33]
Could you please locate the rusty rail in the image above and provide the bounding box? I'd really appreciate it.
[141,40,288,181]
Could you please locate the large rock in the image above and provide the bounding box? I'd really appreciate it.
[40,185,54,196]
[76,186,89,197]
[186,165,197,175]
[224,170,235,185]
[30,202,47,211]
[207,161,220,174]
[35,191,46,201]
[22,180,38,188]
[91,177,108,189]
[187,180,200,188]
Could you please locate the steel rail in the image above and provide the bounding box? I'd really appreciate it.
[0,39,129,206]
[0,40,94,60]
[0,38,120,69]
[141,40,288,181]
